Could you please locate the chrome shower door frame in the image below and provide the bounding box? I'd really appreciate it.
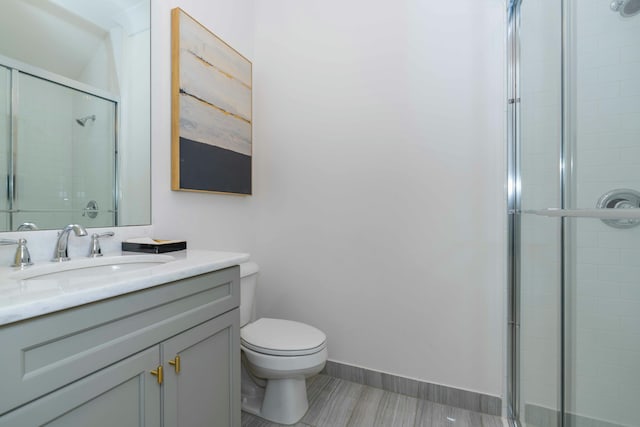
[507,0,570,425]
[506,0,522,425]
[507,0,595,425]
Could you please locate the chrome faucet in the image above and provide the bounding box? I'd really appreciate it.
[52,224,88,262]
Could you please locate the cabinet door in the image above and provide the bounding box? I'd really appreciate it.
[0,347,161,427]
[162,309,240,427]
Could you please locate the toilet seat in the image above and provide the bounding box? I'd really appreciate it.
[241,318,326,357]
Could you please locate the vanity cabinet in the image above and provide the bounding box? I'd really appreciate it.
[163,311,239,427]
[0,346,162,426]
[0,266,240,427]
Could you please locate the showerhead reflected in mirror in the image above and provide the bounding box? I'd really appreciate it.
[76,115,96,127]
[610,0,640,17]
[0,0,150,232]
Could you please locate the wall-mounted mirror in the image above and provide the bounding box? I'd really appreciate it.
[0,0,150,232]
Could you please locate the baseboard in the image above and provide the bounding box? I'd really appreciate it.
[322,360,502,416]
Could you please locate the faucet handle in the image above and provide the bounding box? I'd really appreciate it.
[0,238,33,267]
[89,232,115,258]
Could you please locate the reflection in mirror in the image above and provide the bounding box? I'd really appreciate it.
[0,0,150,231]
[0,66,9,229]
[15,74,116,229]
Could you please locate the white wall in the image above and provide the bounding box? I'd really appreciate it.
[0,0,507,400]
[250,0,506,397]
[150,0,258,251]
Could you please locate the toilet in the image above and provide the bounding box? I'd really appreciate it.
[239,262,328,425]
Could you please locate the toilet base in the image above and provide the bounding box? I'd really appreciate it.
[263,377,309,424]
[241,362,309,425]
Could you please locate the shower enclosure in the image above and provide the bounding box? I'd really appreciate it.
[0,61,117,230]
[508,0,640,426]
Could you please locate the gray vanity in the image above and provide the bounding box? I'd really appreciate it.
[0,250,247,426]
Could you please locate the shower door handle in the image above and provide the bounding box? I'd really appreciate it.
[6,174,15,202]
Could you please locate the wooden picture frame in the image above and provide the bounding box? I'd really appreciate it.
[171,8,252,195]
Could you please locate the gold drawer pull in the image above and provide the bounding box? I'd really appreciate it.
[150,365,163,384]
[168,355,181,374]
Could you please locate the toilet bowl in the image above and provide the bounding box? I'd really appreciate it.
[239,263,328,425]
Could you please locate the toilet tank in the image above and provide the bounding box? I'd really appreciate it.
[239,262,259,327]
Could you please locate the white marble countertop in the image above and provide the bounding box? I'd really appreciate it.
[0,249,249,326]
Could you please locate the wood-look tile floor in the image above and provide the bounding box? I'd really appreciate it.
[241,374,507,427]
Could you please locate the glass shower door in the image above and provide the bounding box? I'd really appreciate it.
[515,0,564,425]
[564,0,640,425]
[513,0,640,426]
[14,72,117,229]
[566,217,640,427]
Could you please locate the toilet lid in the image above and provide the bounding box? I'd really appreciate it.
[241,318,327,356]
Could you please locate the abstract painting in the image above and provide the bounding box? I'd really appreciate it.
[171,8,252,195]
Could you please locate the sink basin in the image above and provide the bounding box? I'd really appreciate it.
[10,254,175,281]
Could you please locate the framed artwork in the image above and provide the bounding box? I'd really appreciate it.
[171,8,252,195]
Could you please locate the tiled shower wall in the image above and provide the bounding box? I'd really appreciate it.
[69,91,116,228]
[570,0,640,425]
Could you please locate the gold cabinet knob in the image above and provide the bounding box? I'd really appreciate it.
[150,365,164,384]
[168,355,181,374]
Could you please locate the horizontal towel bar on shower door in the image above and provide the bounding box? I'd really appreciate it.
[0,209,117,214]
[525,208,640,219]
